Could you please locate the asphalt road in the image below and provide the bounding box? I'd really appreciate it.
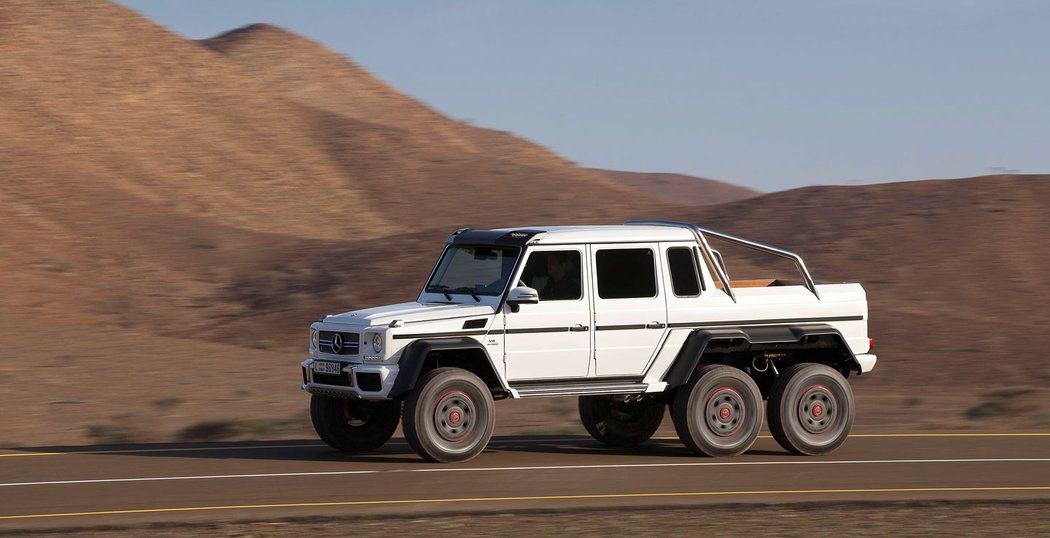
[1,433,1048,531]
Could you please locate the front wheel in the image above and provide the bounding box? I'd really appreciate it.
[310,395,401,451]
[767,363,855,455]
[672,365,763,457]
[579,395,664,447]
[403,367,496,463]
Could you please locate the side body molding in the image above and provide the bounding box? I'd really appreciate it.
[662,324,860,388]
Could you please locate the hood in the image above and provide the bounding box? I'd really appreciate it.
[323,302,496,327]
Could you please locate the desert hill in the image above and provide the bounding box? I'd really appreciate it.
[592,168,760,206]
[0,1,682,334]
[199,23,655,227]
[201,24,568,169]
[1,0,1046,445]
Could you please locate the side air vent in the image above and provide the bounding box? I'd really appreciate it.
[462,319,487,330]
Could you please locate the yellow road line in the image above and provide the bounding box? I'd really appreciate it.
[2,433,1047,458]
[650,433,1050,441]
[846,433,1050,438]
[2,486,1048,521]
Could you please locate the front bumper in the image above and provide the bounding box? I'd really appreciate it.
[300,358,399,400]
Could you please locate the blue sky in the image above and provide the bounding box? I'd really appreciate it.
[118,0,1050,191]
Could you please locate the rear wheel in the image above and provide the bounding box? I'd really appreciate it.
[672,365,763,457]
[403,367,496,463]
[767,363,855,455]
[310,395,401,451]
[579,395,664,447]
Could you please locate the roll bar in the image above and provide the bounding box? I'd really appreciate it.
[626,220,820,301]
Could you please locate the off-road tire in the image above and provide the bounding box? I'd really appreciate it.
[579,395,664,448]
[672,364,763,457]
[767,363,855,455]
[310,395,401,451]
[403,367,496,463]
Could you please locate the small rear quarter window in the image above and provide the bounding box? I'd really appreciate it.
[667,247,701,297]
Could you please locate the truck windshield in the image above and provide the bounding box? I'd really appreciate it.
[425,246,521,298]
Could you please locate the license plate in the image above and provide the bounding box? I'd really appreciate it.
[312,361,342,375]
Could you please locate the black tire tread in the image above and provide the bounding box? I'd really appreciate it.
[578,395,664,448]
[310,395,401,452]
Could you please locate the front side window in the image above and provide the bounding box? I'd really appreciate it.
[596,248,657,299]
[519,250,582,301]
[425,246,520,297]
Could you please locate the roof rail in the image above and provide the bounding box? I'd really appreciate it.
[626,220,820,300]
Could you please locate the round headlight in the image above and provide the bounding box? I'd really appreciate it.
[372,333,383,353]
[310,329,319,352]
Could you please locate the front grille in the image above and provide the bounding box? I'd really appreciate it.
[312,372,353,387]
[319,331,360,355]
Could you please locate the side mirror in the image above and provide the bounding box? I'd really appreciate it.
[506,286,539,312]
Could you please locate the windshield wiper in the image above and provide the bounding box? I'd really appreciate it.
[453,287,481,303]
[427,285,453,301]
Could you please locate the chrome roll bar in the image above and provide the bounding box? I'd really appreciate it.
[626,220,820,301]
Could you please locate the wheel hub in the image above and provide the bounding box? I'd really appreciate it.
[434,391,474,443]
[798,385,835,434]
[704,387,744,437]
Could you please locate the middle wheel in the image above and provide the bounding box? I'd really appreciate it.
[403,367,496,463]
[578,394,664,447]
[672,364,763,457]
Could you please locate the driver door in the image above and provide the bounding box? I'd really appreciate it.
[503,247,592,381]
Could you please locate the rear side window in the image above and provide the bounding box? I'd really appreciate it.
[667,247,701,296]
[596,248,657,299]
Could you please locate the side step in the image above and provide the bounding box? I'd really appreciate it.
[512,382,649,398]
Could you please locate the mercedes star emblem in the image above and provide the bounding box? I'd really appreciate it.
[331,333,343,354]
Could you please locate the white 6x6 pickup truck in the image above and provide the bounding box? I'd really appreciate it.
[300,220,876,462]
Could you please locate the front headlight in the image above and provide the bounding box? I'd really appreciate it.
[310,328,319,353]
[372,332,383,353]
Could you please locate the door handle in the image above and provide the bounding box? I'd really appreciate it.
[645,322,666,329]
[569,324,589,332]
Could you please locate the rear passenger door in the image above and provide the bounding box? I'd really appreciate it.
[590,244,667,377]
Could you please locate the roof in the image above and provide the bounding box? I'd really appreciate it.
[448,224,698,246]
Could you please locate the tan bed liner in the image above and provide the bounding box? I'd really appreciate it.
[715,279,804,289]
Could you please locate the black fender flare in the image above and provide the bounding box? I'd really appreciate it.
[663,324,859,388]
[388,337,504,399]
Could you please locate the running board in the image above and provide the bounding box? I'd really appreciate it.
[512,382,649,398]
